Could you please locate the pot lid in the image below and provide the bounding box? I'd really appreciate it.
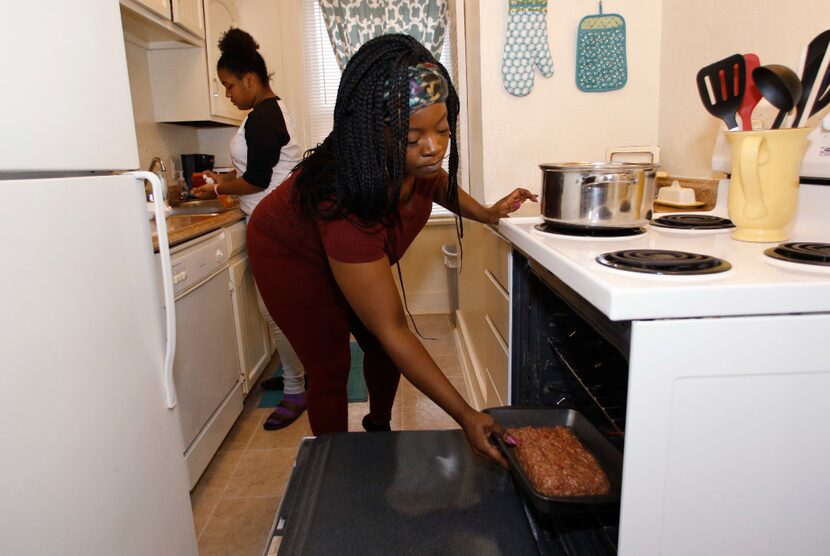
[539,161,659,172]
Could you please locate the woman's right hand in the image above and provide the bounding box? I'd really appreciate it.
[459,408,512,468]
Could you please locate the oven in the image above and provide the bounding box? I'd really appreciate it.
[501,148,830,554]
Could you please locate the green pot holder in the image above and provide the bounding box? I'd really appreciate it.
[576,1,627,92]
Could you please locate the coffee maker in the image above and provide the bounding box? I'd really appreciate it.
[180,153,215,193]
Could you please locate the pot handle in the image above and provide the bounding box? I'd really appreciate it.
[582,175,637,186]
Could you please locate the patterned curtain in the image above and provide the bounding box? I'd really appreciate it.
[318,0,448,70]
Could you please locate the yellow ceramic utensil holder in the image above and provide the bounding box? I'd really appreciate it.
[725,127,810,242]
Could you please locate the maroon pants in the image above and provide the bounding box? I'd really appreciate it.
[247,221,400,435]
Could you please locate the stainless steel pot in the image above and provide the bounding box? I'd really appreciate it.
[540,162,659,228]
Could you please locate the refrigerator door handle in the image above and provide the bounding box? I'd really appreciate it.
[128,171,178,409]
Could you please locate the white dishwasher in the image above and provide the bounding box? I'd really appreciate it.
[160,229,244,489]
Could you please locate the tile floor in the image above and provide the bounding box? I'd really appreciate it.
[190,314,467,556]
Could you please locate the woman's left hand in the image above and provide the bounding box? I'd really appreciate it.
[487,188,538,224]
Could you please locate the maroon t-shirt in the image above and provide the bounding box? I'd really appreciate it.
[250,171,442,267]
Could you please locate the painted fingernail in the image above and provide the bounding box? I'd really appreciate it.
[505,434,519,446]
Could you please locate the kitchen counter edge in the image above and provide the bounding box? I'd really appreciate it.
[152,208,245,251]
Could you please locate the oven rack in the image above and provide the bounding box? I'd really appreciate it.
[547,336,628,437]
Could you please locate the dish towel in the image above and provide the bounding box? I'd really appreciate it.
[501,0,554,97]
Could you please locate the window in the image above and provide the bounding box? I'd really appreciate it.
[300,1,342,148]
[300,0,457,151]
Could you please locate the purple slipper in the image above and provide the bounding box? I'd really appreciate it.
[263,395,306,431]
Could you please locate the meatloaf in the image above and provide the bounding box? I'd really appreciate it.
[507,426,610,497]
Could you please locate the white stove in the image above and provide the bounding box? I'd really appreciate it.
[501,181,830,321]
[501,123,830,555]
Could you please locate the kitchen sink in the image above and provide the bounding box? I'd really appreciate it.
[165,213,215,228]
[169,199,236,216]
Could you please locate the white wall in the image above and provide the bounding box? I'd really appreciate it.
[658,0,830,178]
[464,0,663,204]
[124,40,200,179]
[394,222,459,314]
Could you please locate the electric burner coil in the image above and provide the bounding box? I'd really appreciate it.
[534,222,645,238]
[596,249,732,275]
[650,214,735,230]
[764,242,830,267]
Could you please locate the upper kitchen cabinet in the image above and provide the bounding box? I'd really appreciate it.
[203,0,244,120]
[121,0,203,48]
[146,0,246,126]
[135,0,171,19]
[172,0,205,38]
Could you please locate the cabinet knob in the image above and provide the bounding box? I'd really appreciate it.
[215,249,226,263]
[212,78,219,97]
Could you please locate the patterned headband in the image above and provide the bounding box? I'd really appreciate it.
[384,63,449,121]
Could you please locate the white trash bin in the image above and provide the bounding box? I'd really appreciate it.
[442,243,459,325]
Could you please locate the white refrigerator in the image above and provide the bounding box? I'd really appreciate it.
[0,2,198,555]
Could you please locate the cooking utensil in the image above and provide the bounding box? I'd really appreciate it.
[485,406,623,516]
[810,56,830,118]
[792,29,830,128]
[738,54,762,130]
[696,53,746,130]
[805,40,830,123]
[539,162,659,229]
[752,64,803,129]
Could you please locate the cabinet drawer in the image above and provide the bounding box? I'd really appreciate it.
[483,227,510,293]
[484,269,509,345]
[482,315,508,406]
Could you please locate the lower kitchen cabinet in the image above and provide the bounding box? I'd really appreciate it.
[456,221,511,409]
[226,221,273,393]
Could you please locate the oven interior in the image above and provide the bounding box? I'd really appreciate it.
[511,249,632,555]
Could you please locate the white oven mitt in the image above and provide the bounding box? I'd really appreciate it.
[501,0,554,97]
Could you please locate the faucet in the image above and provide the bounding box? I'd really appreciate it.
[146,157,168,201]
[148,156,167,174]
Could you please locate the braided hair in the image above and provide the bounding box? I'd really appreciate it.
[217,28,270,85]
[293,34,461,226]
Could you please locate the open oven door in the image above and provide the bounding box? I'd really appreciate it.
[263,430,542,555]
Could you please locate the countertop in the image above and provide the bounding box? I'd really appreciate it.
[151,208,245,251]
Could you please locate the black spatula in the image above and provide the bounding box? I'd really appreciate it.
[810,61,830,118]
[793,29,830,127]
[808,34,830,119]
[696,54,746,129]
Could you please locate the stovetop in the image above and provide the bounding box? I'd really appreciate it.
[499,182,830,321]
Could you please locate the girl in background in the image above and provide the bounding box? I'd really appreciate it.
[192,28,306,430]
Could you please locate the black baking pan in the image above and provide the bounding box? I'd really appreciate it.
[485,406,623,516]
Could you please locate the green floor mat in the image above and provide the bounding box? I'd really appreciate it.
[258,342,368,408]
